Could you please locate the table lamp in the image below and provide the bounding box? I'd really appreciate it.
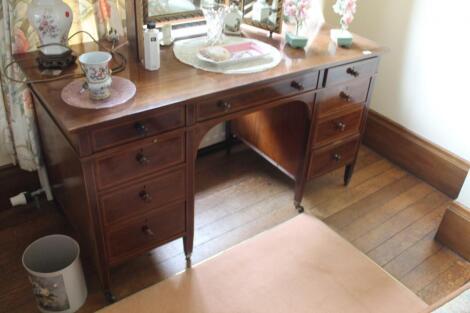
[27,0,75,69]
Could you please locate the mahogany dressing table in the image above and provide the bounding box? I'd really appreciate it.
[15,25,385,300]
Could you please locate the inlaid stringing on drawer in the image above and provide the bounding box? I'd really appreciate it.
[99,167,186,226]
[316,77,371,118]
[91,107,185,152]
[95,131,185,190]
[313,108,363,147]
[308,137,360,178]
[105,201,186,264]
[324,57,378,88]
[196,70,319,121]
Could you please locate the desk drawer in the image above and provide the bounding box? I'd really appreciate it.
[313,109,363,147]
[308,138,359,178]
[324,58,378,87]
[96,132,185,189]
[106,201,185,264]
[91,107,185,152]
[99,167,186,226]
[317,78,370,118]
[196,71,319,121]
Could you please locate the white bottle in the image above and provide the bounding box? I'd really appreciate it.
[144,22,160,71]
[252,0,270,22]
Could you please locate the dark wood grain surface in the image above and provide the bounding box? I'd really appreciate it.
[15,24,385,133]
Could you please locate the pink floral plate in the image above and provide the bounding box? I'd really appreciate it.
[61,76,136,109]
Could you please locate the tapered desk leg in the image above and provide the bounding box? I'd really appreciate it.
[225,121,234,155]
[344,164,354,186]
[183,235,193,262]
[294,180,306,213]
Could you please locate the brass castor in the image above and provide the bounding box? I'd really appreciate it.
[104,290,116,304]
[185,253,192,268]
[294,202,305,213]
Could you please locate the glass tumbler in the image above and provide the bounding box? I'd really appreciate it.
[202,1,227,45]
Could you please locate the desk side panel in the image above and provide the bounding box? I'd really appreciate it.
[34,97,103,281]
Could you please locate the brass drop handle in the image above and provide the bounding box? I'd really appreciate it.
[139,190,152,202]
[217,100,232,112]
[142,225,155,236]
[346,67,359,77]
[134,122,148,136]
[136,151,150,165]
[333,153,342,162]
[336,121,346,131]
[339,91,352,102]
[290,80,304,91]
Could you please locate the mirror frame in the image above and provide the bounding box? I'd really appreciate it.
[242,0,283,35]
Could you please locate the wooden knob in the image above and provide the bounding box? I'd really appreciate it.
[136,151,150,165]
[336,121,346,131]
[134,122,148,136]
[139,190,152,202]
[290,80,304,91]
[142,225,154,236]
[346,67,359,77]
[333,153,342,162]
[339,91,352,102]
[217,100,232,112]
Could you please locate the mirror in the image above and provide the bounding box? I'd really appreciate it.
[144,0,211,24]
[242,0,283,35]
[143,0,283,35]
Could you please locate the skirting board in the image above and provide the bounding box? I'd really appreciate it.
[0,165,40,210]
[364,110,470,199]
[435,202,470,261]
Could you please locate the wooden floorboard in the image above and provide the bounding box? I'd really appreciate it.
[0,145,468,313]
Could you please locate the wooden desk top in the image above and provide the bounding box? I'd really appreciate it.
[15,24,385,134]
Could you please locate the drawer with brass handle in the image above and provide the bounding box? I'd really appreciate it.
[99,167,186,226]
[324,57,378,88]
[196,70,319,121]
[308,138,359,178]
[105,201,186,265]
[312,108,363,147]
[91,107,185,152]
[95,131,185,189]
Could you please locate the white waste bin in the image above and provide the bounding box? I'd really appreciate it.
[22,234,88,313]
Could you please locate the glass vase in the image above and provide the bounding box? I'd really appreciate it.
[202,1,227,46]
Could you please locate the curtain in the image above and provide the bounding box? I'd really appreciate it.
[0,0,126,171]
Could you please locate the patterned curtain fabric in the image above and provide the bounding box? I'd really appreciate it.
[0,0,126,171]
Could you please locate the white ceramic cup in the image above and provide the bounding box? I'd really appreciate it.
[22,234,88,313]
[78,51,113,100]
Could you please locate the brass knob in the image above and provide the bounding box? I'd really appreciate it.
[333,153,342,162]
[339,91,352,102]
[139,190,152,202]
[346,67,359,77]
[217,100,232,112]
[134,122,148,136]
[136,151,150,165]
[142,225,154,236]
[336,121,346,131]
[290,80,304,91]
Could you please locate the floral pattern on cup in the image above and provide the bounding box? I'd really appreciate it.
[83,66,110,81]
[79,51,113,100]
